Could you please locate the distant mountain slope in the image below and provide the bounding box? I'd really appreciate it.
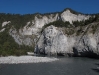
[0,8,99,57]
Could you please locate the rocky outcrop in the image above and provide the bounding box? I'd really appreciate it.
[35,23,99,57]
[61,9,89,24]
[8,9,89,46]
[9,27,36,46]
[35,25,75,55]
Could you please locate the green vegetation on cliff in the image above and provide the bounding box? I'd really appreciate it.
[0,29,33,56]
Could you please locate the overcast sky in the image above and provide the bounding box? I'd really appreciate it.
[0,0,99,14]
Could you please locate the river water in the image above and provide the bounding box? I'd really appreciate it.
[0,57,99,75]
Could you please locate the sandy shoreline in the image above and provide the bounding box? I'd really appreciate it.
[0,56,58,64]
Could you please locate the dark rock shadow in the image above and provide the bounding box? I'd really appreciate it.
[73,47,79,57]
[72,47,99,59]
[57,53,65,56]
[79,51,98,58]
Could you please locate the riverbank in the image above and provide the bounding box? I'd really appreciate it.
[0,56,58,64]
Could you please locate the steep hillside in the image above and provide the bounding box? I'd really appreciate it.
[0,8,99,57]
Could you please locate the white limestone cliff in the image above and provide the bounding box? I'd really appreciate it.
[2,21,11,27]
[35,24,99,57]
[61,10,89,24]
[9,9,90,46]
[35,25,75,55]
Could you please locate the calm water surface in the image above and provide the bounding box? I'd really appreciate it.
[0,57,99,75]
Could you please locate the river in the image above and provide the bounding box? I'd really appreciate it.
[0,57,99,75]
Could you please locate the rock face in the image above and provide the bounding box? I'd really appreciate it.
[2,21,11,27]
[73,34,98,57]
[61,10,89,24]
[9,27,35,46]
[6,9,89,46]
[35,23,99,57]
[1,8,98,57]
[35,25,75,55]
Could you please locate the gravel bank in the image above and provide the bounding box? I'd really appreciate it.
[0,56,58,64]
